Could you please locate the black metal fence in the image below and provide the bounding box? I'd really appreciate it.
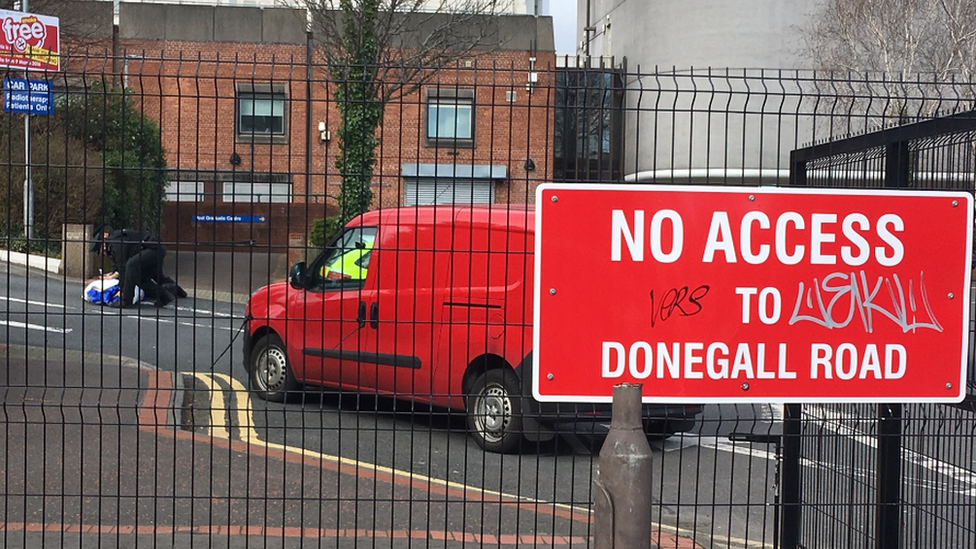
[0,49,974,549]
[784,112,976,549]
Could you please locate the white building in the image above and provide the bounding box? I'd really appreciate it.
[572,0,829,184]
[118,0,549,14]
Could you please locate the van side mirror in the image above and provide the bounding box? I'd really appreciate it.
[289,262,307,289]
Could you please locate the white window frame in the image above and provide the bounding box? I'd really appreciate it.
[164,181,205,202]
[425,88,475,148]
[222,182,292,203]
[236,83,288,144]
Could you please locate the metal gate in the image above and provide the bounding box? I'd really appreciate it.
[782,111,976,549]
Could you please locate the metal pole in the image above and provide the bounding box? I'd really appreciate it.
[876,403,903,549]
[779,403,802,549]
[22,0,32,240]
[24,107,31,239]
[593,383,652,549]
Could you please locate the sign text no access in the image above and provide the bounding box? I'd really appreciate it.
[532,184,973,404]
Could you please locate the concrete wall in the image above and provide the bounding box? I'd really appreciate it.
[582,0,822,69]
[118,4,552,51]
[119,3,308,44]
[580,0,827,181]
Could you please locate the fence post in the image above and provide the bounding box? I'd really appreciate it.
[62,223,95,280]
[877,403,903,549]
[593,383,652,549]
[780,403,802,549]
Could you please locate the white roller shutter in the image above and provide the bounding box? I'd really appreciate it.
[404,178,495,206]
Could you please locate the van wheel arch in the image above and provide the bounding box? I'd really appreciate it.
[463,355,526,453]
[461,354,512,395]
[246,326,276,364]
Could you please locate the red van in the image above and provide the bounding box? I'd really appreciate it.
[243,205,701,452]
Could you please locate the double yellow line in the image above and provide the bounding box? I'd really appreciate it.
[188,372,259,441]
[184,371,563,506]
[184,372,764,548]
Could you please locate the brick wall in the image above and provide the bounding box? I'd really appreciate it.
[67,5,557,249]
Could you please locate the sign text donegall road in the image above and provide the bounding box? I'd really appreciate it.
[533,185,973,403]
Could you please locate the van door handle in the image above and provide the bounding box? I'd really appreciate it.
[357,301,366,328]
[369,302,379,329]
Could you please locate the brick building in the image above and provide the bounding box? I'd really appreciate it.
[86,3,555,250]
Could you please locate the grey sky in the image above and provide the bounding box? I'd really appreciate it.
[549,0,578,55]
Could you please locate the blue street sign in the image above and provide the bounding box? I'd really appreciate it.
[2,78,53,115]
[193,215,268,223]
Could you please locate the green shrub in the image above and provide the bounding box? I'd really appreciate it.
[0,114,104,250]
[61,80,168,234]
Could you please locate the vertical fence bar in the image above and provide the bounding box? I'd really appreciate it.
[885,141,911,188]
[789,154,806,187]
[877,403,903,549]
[780,403,802,549]
[781,150,806,549]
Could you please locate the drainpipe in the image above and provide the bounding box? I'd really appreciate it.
[305,30,313,201]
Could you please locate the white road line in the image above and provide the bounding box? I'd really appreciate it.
[756,403,785,423]
[179,321,238,332]
[0,295,69,309]
[129,316,237,332]
[135,317,175,324]
[804,405,976,497]
[0,319,72,333]
[695,435,780,461]
[176,306,233,318]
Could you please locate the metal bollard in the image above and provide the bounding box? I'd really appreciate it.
[593,383,653,549]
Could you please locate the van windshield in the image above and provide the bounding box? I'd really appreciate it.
[310,227,377,290]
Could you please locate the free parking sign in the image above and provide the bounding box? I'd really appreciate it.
[533,184,973,403]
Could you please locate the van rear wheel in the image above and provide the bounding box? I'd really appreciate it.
[248,334,298,402]
[467,369,525,453]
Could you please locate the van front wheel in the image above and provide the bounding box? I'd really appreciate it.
[467,369,524,453]
[248,334,298,402]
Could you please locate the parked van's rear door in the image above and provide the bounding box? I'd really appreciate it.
[435,208,534,407]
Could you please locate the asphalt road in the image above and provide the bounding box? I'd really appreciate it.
[0,261,801,548]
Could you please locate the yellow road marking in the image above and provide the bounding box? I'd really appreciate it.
[189,372,230,439]
[185,372,770,548]
[211,372,260,442]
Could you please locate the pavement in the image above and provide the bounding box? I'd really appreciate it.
[0,344,704,548]
[1,251,705,548]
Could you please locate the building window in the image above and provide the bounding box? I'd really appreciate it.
[164,181,205,202]
[553,70,623,182]
[425,88,474,148]
[237,83,287,144]
[222,182,292,203]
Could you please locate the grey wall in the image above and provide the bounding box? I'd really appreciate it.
[119,4,308,44]
[579,0,828,180]
[118,4,553,51]
[582,0,822,69]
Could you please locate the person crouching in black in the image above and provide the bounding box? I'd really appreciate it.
[90,224,175,308]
